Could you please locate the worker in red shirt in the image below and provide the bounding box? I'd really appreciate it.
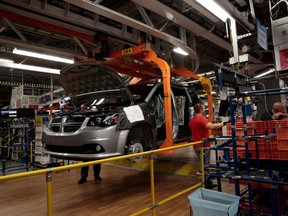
[189,102,226,175]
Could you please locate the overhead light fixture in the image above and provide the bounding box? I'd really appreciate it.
[0,58,14,63]
[13,48,74,64]
[238,32,252,40]
[254,68,275,78]
[0,61,60,74]
[165,12,174,21]
[195,0,232,22]
[173,47,189,56]
[198,71,215,76]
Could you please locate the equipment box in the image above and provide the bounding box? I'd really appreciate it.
[188,188,240,216]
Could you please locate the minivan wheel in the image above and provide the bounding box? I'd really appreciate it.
[127,142,144,163]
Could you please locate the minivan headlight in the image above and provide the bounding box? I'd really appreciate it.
[87,114,118,127]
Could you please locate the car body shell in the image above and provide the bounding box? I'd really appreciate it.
[42,62,193,160]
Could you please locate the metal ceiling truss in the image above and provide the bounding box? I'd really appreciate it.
[63,0,199,71]
[0,1,137,58]
[214,0,255,31]
[0,0,268,74]
[0,10,94,58]
[132,0,232,51]
[0,0,178,68]
[2,18,28,42]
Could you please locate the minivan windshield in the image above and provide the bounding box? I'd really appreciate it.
[127,84,154,102]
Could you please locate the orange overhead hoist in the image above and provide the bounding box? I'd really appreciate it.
[100,43,213,153]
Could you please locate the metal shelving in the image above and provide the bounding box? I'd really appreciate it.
[0,112,35,175]
[207,87,288,215]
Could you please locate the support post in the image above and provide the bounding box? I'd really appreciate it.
[149,153,156,216]
[201,145,205,187]
[46,169,53,216]
[230,18,239,64]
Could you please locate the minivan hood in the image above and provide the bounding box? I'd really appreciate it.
[59,62,134,105]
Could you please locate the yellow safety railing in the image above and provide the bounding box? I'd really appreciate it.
[0,140,204,216]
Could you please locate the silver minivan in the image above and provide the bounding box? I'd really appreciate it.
[42,62,193,161]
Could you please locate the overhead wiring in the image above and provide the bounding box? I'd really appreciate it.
[270,0,288,19]
[258,81,284,133]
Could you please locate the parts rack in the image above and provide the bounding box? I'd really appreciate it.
[0,108,35,175]
[207,87,288,215]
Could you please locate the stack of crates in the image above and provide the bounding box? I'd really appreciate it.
[226,120,288,160]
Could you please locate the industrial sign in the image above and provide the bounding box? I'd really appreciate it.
[271,16,288,71]
[256,19,268,51]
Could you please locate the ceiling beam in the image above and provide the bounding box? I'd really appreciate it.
[132,0,232,52]
[235,0,247,7]
[133,0,263,65]
[73,36,88,55]
[135,4,155,28]
[0,1,96,37]
[0,8,94,42]
[214,0,255,31]
[64,0,199,72]
[3,18,28,42]
[0,1,140,46]
[182,0,219,22]
[0,37,86,59]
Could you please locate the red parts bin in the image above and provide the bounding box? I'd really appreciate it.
[226,120,288,160]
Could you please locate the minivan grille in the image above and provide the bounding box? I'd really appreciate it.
[49,116,86,132]
[51,126,61,132]
[63,125,82,132]
[66,116,86,123]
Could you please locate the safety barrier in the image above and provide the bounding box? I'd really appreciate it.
[0,140,203,216]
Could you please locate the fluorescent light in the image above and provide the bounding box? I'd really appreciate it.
[173,47,188,56]
[13,48,74,64]
[254,68,275,78]
[195,0,232,22]
[0,61,60,74]
[198,71,215,76]
[0,58,14,63]
[238,32,252,40]
[63,97,71,101]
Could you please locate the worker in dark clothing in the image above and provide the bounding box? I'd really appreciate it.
[78,161,102,184]
[261,102,288,120]
[78,101,102,184]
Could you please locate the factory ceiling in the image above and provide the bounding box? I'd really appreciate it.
[0,0,287,107]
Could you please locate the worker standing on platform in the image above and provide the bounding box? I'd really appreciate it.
[189,102,227,187]
[78,161,102,184]
[78,102,102,184]
[261,102,288,121]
